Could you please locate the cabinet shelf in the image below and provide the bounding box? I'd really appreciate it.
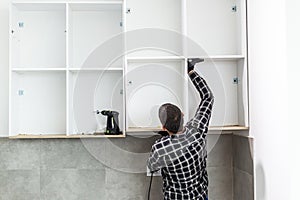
[127,127,161,132]
[126,55,244,62]
[9,126,248,139]
[12,68,66,72]
[209,126,249,131]
[203,55,245,61]
[126,132,234,137]
[9,134,125,139]
[127,56,185,62]
[69,68,123,72]
[126,126,248,137]
[69,1,123,10]
[127,126,249,133]
[67,133,125,138]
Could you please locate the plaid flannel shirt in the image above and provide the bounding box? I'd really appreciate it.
[147,71,214,200]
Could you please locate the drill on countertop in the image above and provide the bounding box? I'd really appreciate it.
[96,110,122,135]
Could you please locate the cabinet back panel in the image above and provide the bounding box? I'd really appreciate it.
[126,61,185,128]
[12,9,66,68]
[11,72,66,135]
[186,0,245,55]
[126,0,182,57]
[126,0,182,32]
[189,61,239,126]
[70,10,122,68]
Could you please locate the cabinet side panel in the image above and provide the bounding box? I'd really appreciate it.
[11,5,21,69]
[237,59,248,126]
[236,0,247,55]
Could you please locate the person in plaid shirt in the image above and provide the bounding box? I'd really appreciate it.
[147,58,214,200]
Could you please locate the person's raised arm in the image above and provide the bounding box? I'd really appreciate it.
[186,58,214,133]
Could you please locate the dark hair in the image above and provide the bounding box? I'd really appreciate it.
[158,103,183,134]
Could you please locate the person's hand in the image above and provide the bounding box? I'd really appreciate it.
[187,58,204,73]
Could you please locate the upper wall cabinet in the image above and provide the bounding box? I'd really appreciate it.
[9,1,249,138]
[9,2,126,138]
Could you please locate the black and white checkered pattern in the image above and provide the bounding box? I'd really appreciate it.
[147,71,214,200]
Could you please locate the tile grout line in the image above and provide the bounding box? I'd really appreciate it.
[232,166,253,176]
[231,134,234,200]
[232,135,254,200]
[39,139,41,200]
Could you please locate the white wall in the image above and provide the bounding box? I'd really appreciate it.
[286,0,300,199]
[248,0,291,199]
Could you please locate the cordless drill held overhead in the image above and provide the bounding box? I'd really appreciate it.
[100,110,122,135]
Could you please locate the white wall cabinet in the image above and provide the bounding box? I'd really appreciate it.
[9,0,248,138]
[9,2,125,138]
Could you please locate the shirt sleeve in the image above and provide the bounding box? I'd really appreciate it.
[147,145,162,172]
[186,71,214,133]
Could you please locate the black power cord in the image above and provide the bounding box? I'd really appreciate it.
[148,172,154,200]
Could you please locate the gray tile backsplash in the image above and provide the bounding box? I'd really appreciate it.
[233,167,254,200]
[40,139,105,170]
[233,135,254,175]
[208,166,233,200]
[0,170,40,200]
[0,139,40,170]
[232,135,254,200]
[40,169,106,200]
[207,135,232,167]
[0,134,254,200]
